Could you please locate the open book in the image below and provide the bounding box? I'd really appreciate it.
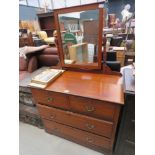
[28,69,64,89]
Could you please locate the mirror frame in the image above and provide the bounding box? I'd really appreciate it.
[54,3,105,70]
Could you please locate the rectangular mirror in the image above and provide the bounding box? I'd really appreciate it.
[54,3,105,70]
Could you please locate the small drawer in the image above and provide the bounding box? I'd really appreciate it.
[43,119,112,150]
[37,104,113,138]
[69,96,116,121]
[31,88,70,110]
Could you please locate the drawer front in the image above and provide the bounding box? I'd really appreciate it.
[31,89,69,110]
[69,96,116,121]
[37,104,113,138]
[43,119,112,150]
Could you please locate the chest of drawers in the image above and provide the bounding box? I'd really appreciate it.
[31,71,124,154]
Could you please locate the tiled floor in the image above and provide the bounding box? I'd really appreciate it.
[19,122,104,155]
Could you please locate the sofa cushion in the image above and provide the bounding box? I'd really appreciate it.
[37,55,59,67]
[28,56,38,73]
[41,47,58,55]
[19,57,28,71]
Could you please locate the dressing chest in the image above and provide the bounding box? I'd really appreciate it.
[31,71,124,154]
[30,3,125,154]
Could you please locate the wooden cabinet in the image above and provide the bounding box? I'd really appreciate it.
[37,12,56,37]
[31,71,124,155]
[19,32,34,47]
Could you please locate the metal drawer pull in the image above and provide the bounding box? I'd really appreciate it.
[86,137,94,143]
[86,123,95,130]
[47,97,53,102]
[50,114,55,119]
[86,106,95,112]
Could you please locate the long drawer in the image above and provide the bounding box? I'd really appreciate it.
[31,89,70,110]
[37,104,113,138]
[43,119,112,150]
[69,96,116,121]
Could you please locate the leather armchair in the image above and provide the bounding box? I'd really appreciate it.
[36,47,59,67]
[19,47,60,81]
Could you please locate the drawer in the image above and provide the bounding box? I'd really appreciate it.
[37,104,113,138]
[31,89,69,110]
[69,96,116,121]
[43,119,112,150]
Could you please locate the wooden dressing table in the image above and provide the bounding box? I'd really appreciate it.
[31,71,124,154]
[30,2,124,155]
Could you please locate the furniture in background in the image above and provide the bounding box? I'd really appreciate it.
[110,36,123,47]
[19,31,34,47]
[114,68,135,155]
[33,38,45,46]
[19,67,48,128]
[19,47,59,79]
[19,20,40,33]
[93,50,121,72]
[19,47,60,127]
[112,47,126,67]
[37,12,56,37]
[108,14,116,28]
[106,50,121,72]
[124,40,135,66]
[37,31,55,45]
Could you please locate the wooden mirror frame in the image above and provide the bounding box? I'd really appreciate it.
[54,2,105,71]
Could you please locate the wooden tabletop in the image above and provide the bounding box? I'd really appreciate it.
[46,71,124,105]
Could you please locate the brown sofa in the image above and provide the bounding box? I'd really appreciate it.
[19,47,60,81]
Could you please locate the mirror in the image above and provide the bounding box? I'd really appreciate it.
[59,10,99,65]
[54,3,104,70]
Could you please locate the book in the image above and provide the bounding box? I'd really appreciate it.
[28,69,64,88]
[64,59,75,64]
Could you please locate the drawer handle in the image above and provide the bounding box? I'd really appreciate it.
[50,114,55,119]
[47,97,53,102]
[86,137,94,143]
[86,106,95,112]
[86,123,95,130]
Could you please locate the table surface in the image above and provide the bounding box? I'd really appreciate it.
[45,71,124,105]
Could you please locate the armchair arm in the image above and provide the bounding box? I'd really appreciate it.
[27,56,38,73]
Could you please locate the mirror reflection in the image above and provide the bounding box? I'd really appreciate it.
[58,9,99,65]
[103,3,135,68]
